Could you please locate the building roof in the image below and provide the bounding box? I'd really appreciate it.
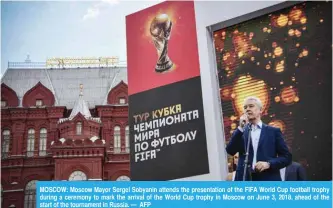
[1,66,128,109]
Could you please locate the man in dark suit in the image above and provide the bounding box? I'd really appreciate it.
[226,96,292,181]
[280,161,307,181]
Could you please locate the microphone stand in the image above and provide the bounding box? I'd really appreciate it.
[242,124,252,181]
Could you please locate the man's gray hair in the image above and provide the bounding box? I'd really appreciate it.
[244,96,263,110]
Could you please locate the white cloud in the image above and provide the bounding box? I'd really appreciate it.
[83,0,119,21]
[83,7,100,20]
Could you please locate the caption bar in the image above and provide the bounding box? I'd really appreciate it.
[37,181,332,208]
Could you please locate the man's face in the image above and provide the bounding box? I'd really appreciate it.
[243,99,261,121]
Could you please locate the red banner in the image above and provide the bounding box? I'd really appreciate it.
[126,0,210,180]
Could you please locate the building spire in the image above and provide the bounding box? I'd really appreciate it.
[80,84,83,96]
[68,84,91,119]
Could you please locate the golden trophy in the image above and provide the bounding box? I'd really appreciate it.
[150,14,174,73]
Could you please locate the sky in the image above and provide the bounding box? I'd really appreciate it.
[1,0,163,76]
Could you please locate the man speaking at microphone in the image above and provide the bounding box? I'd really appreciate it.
[226,96,292,181]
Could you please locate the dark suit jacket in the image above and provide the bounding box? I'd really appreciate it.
[226,123,292,181]
[285,162,307,181]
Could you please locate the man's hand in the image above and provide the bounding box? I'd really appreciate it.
[255,161,270,172]
[239,114,248,129]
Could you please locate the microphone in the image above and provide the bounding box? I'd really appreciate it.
[240,113,252,129]
[241,120,247,127]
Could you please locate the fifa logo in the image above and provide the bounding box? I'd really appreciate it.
[150,14,174,73]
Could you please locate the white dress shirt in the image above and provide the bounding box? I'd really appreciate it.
[251,121,262,170]
[238,120,263,170]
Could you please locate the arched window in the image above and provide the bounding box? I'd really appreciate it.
[39,128,47,156]
[116,175,130,181]
[113,126,121,153]
[125,126,130,153]
[2,130,10,159]
[76,122,82,135]
[27,129,35,157]
[68,171,87,181]
[24,180,37,208]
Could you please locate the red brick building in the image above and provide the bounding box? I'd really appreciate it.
[1,62,130,207]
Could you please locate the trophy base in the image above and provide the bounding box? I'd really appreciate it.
[155,61,174,73]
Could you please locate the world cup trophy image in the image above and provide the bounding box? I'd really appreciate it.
[150,14,174,73]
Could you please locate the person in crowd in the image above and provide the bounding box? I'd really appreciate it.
[226,96,292,181]
[280,161,307,181]
[226,153,239,181]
